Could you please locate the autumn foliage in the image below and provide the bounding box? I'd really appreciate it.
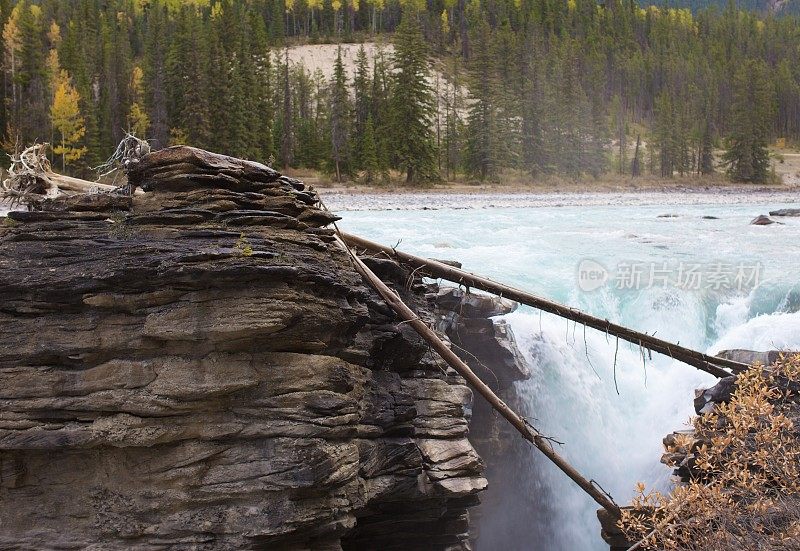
[621,355,800,550]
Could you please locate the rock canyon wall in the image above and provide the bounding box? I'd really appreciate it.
[0,147,530,550]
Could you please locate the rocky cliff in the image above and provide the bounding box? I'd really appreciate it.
[0,147,497,550]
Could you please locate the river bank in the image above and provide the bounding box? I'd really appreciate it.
[321,186,800,211]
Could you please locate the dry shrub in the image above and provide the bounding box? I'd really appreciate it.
[620,355,800,550]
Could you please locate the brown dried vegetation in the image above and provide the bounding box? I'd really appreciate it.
[621,355,800,550]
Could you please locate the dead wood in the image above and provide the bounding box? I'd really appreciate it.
[340,231,748,378]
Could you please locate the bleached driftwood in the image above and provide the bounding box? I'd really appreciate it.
[1,143,142,207]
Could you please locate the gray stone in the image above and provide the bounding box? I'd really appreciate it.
[751,214,778,225]
[0,146,486,550]
[769,208,800,217]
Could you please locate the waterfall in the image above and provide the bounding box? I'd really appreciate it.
[336,199,800,550]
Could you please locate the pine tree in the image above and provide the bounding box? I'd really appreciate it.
[631,134,642,177]
[464,19,501,180]
[389,10,438,184]
[282,47,293,168]
[143,1,169,149]
[520,31,546,177]
[352,44,371,134]
[722,60,776,184]
[443,53,464,180]
[167,4,211,149]
[329,45,351,181]
[370,46,392,172]
[653,91,675,177]
[699,119,714,175]
[14,1,47,148]
[351,43,371,169]
[360,116,380,184]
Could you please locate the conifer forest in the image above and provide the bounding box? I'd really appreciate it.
[2,0,799,184]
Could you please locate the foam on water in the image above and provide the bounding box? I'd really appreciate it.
[337,201,800,549]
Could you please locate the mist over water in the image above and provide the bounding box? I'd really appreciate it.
[337,200,800,549]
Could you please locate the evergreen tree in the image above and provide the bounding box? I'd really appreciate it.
[370,46,392,172]
[389,11,438,184]
[722,60,776,183]
[280,47,293,168]
[329,45,351,181]
[699,119,714,175]
[464,19,503,180]
[351,43,371,169]
[360,116,380,183]
[143,1,169,149]
[443,53,464,180]
[520,31,547,177]
[14,1,47,148]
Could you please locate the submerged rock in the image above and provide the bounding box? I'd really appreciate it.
[750,214,778,225]
[0,146,486,550]
[769,208,800,217]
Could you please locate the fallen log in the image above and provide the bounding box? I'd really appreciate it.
[43,172,120,193]
[335,234,623,518]
[339,231,748,379]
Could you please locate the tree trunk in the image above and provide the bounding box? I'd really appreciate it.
[631,134,641,177]
[339,231,748,378]
[336,233,623,518]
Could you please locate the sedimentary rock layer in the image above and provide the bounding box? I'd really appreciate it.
[0,147,486,550]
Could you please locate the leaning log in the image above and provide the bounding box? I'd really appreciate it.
[335,234,623,518]
[339,232,748,379]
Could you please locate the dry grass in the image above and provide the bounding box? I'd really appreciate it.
[620,355,800,550]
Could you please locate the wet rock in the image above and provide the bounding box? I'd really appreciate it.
[769,208,800,217]
[431,287,526,390]
[750,214,778,225]
[694,376,737,414]
[434,287,517,319]
[361,256,409,285]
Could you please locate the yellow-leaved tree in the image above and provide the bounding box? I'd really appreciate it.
[128,66,150,137]
[50,71,87,172]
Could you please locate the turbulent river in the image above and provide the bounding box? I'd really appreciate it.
[332,195,800,550]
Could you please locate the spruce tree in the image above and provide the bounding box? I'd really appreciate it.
[329,45,351,181]
[722,60,775,183]
[464,19,501,181]
[389,10,438,184]
[699,119,714,175]
[370,46,392,172]
[352,44,371,170]
[143,1,169,149]
[360,116,380,184]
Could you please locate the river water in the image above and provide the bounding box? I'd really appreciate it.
[331,194,800,550]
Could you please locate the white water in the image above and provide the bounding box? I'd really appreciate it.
[334,199,800,550]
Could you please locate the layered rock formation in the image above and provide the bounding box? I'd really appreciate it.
[427,287,534,547]
[0,147,489,550]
